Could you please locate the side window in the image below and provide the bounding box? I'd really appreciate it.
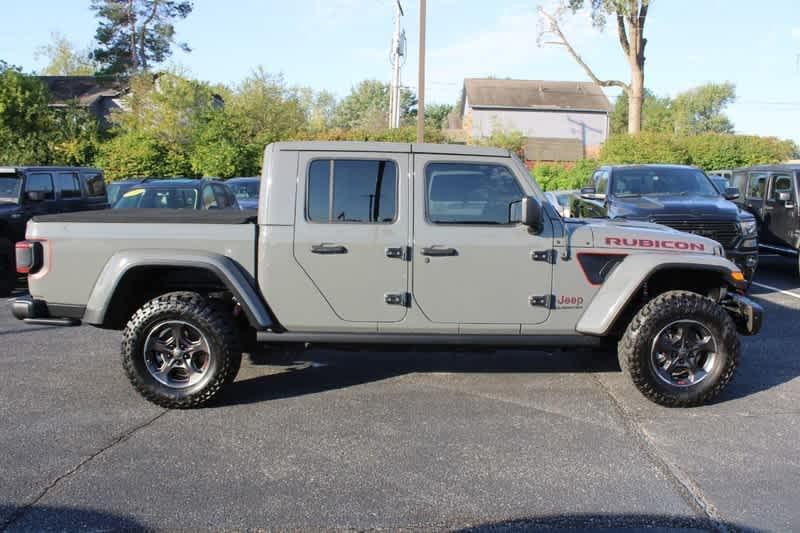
[202,186,218,209]
[425,162,523,225]
[731,172,747,194]
[82,172,106,197]
[595,171,609,194]
[55,172,81,199]
[212,184,231,208]
[771,174,794,200]
[747,173,767,199]
[306,159,397,223]
[25,173,55,200]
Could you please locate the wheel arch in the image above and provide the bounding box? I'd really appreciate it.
[83,250,275,331]
[576,253,742,337]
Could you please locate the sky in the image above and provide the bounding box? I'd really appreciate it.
[1,0,799,142]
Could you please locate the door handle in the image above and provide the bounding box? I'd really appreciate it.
[311,244,348,254]
[421,246,458,257]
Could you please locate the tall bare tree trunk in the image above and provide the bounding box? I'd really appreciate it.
[628,64,644,134]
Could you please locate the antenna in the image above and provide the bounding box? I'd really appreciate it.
[389,0,405,128]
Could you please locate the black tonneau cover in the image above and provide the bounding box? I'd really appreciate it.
[34,209,258,224]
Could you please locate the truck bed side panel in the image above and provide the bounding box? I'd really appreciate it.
[26,222,256,306]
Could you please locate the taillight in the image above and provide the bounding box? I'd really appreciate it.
[15,241,43,275]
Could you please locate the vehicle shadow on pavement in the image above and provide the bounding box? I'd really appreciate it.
[213,348,619,408]
[0,505,145,531]
[456,513,764,532]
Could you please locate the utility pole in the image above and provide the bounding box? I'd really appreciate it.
[416,0,426,143]
[389,0,405,128]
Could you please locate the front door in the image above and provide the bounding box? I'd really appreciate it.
[744,171,769,239]
[765,172,797,247]
[412,155,554,327]
[293,152,410,323]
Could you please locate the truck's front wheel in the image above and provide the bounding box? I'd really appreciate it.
[121,292,242,408]
[618,290,739,407]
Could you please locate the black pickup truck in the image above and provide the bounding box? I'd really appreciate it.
[573,164,759,284]
[0,166,107,295]
[731,164,800,276]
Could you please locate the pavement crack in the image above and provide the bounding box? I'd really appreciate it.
[592,374,731,533]
[0,409,168,532]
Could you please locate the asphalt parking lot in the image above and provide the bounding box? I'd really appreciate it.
[1,256,798,532]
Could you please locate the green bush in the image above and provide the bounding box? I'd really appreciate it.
[600,132,691,165]
[96,131,194,181]
[532,159,598,191]
[600,132,798,170]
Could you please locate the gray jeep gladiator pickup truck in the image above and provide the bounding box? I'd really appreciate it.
[12,142,763,408]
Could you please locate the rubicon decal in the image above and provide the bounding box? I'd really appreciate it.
[605,237,705,251]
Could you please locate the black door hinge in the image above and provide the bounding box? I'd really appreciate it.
[386,246,411,260]
[531,249,557,264]
[385,292,411,306]
[529,294,554,308]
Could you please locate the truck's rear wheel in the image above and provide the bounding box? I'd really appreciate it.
[121,292,242,408]
[0,238,15,297]
[617,290,739,407]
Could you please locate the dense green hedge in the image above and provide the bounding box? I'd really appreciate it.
[531,159,598,191]
[600,132,797,169]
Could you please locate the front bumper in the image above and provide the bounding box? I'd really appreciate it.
[721,293,763,336]
[12,295,82,326]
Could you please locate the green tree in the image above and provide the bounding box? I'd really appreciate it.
[190,110,259,177]
[539,0,650,133]
[298,87,338,132]
[35,32,97,75]
[50,103,102,166]
[0,64,53,164]
[610,89,673,135]
[672,82,735,135]
[91,0,193,74]
[424,103,453,130]
[333,80,416,130]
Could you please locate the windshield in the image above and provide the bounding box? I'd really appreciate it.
[611,168,718,197]
[0,176,21,201]
[229,180,259,200]
[106,183,136,205]
[113,188,198,209]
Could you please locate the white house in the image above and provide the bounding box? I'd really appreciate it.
[458,78,612,161]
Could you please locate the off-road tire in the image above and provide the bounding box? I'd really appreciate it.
[0,238,15,297]
[617,290,739,407]
[122,291,242,408]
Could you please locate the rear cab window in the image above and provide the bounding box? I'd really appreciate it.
[307,159,398,223]
[82,171,106,198]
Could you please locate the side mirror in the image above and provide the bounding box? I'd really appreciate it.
[778,191,792,202]
[510,196,543,232]
[26,190,45,202]
[580,186,605,200]
[724,187,741,201]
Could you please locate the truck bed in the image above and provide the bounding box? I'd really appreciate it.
[34,208,258,225]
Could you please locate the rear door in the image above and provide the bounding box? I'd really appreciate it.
[412,155,554,330]
[765,172,797,247]
[293,152,409,323]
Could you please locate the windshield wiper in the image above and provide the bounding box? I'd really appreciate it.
[614,193,642,198]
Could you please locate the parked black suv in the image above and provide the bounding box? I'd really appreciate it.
[0,166,107,295]
[573,164,759,283]
[731,164,800,275]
